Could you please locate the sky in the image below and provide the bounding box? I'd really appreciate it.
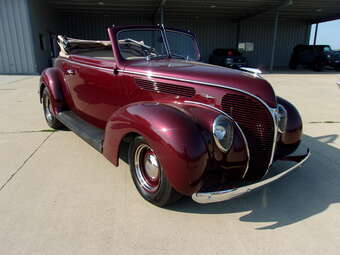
[309,19,340,49]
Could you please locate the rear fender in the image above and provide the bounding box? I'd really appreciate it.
[40,67,67,114]
[103,102,209,195]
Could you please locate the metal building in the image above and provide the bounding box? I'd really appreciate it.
[1,0,339,74]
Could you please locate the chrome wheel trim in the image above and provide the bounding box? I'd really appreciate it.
[134,144,161,193]
[43,95,53,122]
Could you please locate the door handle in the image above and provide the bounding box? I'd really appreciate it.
[65,69,75,75]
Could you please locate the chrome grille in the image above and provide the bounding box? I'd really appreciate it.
[221,93,275,179]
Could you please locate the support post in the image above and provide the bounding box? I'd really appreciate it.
[160,5,164,25]
[270,11,279,71]
[235,21,240,48]
[313,23,319,45]
[151,0,166,25]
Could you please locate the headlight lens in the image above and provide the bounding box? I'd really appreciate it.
[213,115,234,152]
[277,104,288,133]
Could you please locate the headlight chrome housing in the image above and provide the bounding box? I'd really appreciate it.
[276,104,288,133]
[213,115,234,152]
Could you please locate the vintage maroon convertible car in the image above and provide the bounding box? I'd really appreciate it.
[40,25,310,206]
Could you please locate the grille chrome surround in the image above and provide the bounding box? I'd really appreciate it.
[221,93,276,179]
[135,78,195,98]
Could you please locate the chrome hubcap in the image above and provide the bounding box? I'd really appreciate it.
[135,144,160,193]
[144,151,159,181]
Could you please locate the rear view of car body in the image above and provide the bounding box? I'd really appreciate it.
[209,48,248,70]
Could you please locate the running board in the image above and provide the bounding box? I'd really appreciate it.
[56,111,104,152]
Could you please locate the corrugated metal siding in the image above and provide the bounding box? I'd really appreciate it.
[57,14,307,67]
[166,18,237,62]
[58,15,237,63]
[28,0,60,73]
[58,15,152,40]
[239,21,309,67]
[0,0,36,74]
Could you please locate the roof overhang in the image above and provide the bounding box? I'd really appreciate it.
[48,0,340,23]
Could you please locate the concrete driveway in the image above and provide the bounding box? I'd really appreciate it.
[0,73,339,255]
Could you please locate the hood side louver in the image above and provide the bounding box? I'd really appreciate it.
[135,78,195,97]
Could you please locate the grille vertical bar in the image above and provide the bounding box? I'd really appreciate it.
[221,93,275,179]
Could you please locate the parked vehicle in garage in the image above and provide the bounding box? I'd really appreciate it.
[39,25,310,206]
[209,48,248,69]
[289,44,340,71]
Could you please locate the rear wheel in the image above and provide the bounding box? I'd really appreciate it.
[42,87,64,129]
[312,60,324,72]
[128,136,182,206]
[289,58,298,70]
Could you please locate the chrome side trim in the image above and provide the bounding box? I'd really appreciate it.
[62,58,113,72]
[120,69,268,105]
[192,149,310,204]
[184,100,250,179]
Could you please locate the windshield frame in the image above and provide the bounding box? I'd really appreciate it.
[112,25,200,62]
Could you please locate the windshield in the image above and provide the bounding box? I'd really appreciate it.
[117,29,168,60]
[116,28,199,61]
[166,30,199,60]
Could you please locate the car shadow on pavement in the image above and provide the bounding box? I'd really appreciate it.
[167,134,340,230]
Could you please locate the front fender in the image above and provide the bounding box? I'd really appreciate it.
[102,102,209,195]
[276,96,303,158]
[40,67,67,113]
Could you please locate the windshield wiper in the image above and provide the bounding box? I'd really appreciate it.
[146,54,168,60]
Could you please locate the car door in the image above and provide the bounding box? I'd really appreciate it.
[65,56,124,129]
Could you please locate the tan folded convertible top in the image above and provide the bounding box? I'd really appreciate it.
[57,35,112,58]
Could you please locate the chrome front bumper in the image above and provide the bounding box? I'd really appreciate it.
[192,149,310,204]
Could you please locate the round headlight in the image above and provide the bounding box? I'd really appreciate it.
[213,115,234,152]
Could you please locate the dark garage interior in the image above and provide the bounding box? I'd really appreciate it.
[1,0,340,74]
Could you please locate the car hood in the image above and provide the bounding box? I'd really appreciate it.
[124,59,277,108]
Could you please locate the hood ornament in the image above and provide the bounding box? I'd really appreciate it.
[240,67,263,78]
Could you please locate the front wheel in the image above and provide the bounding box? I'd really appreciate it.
[42,87,64,129]
[128,136,182,207]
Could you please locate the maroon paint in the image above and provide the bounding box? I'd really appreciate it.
[102,101,249,195]
[102,103,209,195]
[40,67,68,113]
[277,97,303,145]
[41,25,303,196]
